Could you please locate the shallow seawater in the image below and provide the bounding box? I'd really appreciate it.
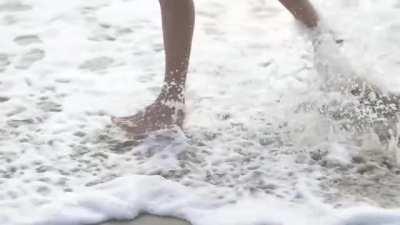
[0,0,400,225]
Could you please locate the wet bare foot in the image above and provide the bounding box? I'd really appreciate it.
[111,100,185,137]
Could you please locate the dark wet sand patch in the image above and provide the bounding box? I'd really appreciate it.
[14,35,42,46]
[0,2,32,12]
[99,214,191,225]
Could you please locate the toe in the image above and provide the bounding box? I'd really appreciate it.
[111,115,149,137]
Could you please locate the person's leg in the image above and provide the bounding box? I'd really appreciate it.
[112,0,195,135]
[278,0,319,28]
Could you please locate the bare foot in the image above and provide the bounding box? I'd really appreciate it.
[111,100,185,137]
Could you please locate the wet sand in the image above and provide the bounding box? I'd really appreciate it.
[99,214,191,225]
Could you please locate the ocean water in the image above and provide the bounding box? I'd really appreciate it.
[0,0,400,224]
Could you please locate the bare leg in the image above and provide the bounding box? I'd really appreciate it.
[112,0,195,136]
[278,0,319,28]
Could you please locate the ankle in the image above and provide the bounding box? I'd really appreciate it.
[157,81,186,103]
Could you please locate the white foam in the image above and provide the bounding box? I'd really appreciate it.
[21,175,400,225]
